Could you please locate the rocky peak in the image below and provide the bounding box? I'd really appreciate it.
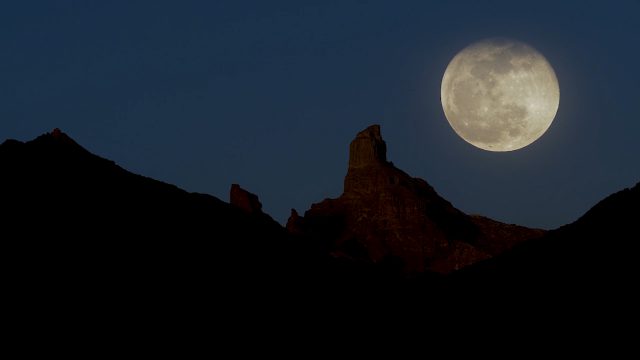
[286,209,304,235]
[344,124,400,195]
[230,184,263,215]
[29,128,88,154]
[291,124,542,274]
[348,124,387,169]
[45,128,73,143]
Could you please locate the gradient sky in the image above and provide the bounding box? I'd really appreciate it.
[1,0,639,229]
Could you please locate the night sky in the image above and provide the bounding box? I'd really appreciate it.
[2,0,639,229]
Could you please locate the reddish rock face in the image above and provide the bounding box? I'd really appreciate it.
[230,184,263,215]
[347,124,387,170]
[290,124,544,274]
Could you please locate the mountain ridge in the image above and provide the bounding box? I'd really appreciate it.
[1,127,637,293]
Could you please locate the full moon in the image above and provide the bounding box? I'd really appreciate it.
[441,38,559,151]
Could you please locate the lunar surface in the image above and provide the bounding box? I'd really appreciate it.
[441,38,560,151]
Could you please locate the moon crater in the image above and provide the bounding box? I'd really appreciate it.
[441,38,559,151]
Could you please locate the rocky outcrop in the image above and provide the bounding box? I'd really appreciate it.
[289,124,544,274]
[347,125,387,169]
[286,209,304,235]
[230,184,263,215]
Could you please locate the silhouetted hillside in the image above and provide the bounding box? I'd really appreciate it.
[455,182,640,294]
[1,130,307,313]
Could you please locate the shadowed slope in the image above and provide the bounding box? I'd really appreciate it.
[1,129,299,307]
[456,182,640,293]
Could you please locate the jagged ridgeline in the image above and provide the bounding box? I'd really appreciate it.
[1,127,638,293]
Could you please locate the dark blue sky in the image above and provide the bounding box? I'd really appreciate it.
[1,0,639,229]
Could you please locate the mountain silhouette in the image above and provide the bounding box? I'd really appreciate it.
[1,129,307,313]
[2,128,638,303]
[0,128,409,307]
[288,125,544,273]
[456,181,640,292]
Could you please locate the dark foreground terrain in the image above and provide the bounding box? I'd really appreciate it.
[2,128,638,318]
